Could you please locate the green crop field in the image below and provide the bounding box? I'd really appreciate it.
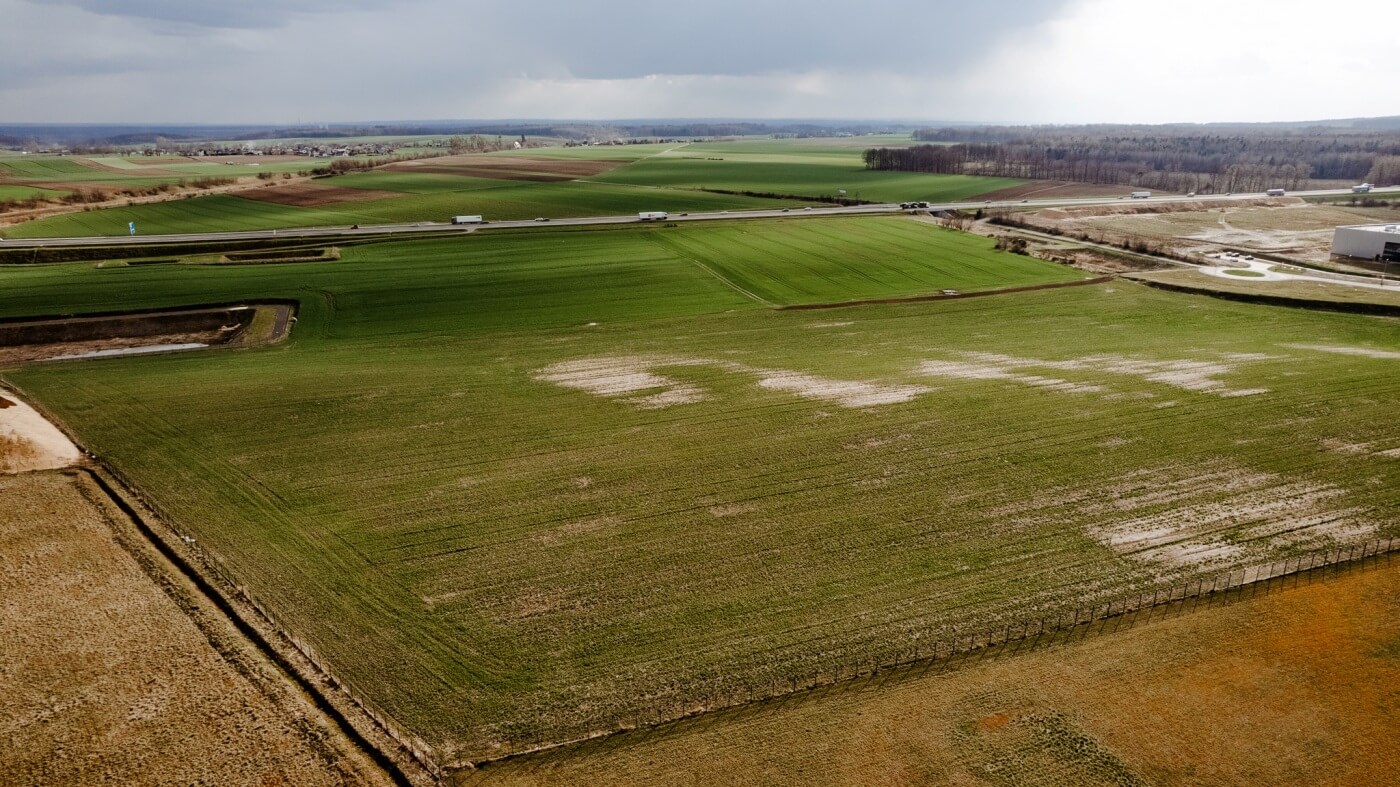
[1,137,1020,238]
[590,138,1023,203]
[0,157,102,178]
[0,156,180,186]
[1,181,791,238]
[0,184,66,201]
[3,216,1397,768]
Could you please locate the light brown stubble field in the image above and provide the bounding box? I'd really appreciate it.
[0,470,391,786]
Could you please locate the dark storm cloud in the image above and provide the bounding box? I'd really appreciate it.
[459,1,1071,79]
[24,0,1388,124]
[35,0,1069,76]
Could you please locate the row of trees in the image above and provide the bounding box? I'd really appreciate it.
[869,127,1400,190]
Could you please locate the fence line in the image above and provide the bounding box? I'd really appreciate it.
[470,535,1398,769]
[80,463,1397,774]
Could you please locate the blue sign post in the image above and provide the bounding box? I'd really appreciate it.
[128,221,136,236]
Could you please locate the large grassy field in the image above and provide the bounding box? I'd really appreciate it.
[591,138,1023,203]
[0,184,66,201]
[2,216,1396,767]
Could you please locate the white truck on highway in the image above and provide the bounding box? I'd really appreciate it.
[1266,188,1286,197]
[1352,183,1374,193]
[451,215,483,225]
[1130,191,1151,199]
[638,211,669,221]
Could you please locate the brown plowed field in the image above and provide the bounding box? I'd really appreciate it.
[466,560,1399,786]
[385,155,628,181]
[0,470,391,786]
[238,181,402,207]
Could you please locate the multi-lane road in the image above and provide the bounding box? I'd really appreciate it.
[2,187,1395,248]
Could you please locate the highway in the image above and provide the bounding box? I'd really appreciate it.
[2,187,1396,248]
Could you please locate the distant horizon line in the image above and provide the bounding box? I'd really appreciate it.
[2,114,1398,129]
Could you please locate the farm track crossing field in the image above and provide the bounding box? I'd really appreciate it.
[1,217,1396,766]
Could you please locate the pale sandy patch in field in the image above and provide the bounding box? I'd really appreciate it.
[1088,469,1375,569]
[1284,343,1400,360]
[634,385,708,409]
[531,516,617,545]
[708,503,757,518]
[960,352,1271,398]
[535,356,704,397]
[752,370,929,407]
[1140,540,1244,566]
[0,390,81,473]
[1321,438,1374,455]
[914,360,1103,394]
[537,355,929,410]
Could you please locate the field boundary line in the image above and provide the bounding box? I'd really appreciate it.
[777,275,1114,311]
[1131,277,1400,317]
[75,465,440,786]
[460,537,1398,773]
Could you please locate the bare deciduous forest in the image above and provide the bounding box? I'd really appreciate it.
[865,125,1400,192]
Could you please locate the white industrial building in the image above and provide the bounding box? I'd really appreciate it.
[1331,223,1400,262]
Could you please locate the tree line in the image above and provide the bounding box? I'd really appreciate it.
[865,126,1400,191]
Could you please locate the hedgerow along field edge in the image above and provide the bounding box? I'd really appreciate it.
[2,217,1395,765]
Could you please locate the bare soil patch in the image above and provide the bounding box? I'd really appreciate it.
[0,390,81,473]
[385,155,627,181]
[238,181,401,207]
[1025,202,1400,265]
[1285,343,1400,360]
[0,471,391,786]
[535,355,930,410]
[917,351,1271,399]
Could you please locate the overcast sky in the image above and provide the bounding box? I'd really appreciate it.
[3,0,1398,125]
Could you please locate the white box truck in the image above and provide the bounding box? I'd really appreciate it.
[1130,191,1151,199]
[638,211,669,221]
[1266,188,1286,197]
[451,215,483,225]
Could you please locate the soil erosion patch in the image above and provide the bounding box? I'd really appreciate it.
[384,155,628,181]
[238,181,401,207]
